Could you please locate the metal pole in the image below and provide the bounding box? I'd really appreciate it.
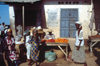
[91,30,92,36]
[22,6,24,36]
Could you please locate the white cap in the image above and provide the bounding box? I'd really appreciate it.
[75,21,82,25]
[37,26,42,30]
[33,27,36,29]
[75,21,82,28]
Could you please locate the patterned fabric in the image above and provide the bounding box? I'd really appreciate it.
[6,37,17,61]
[6,38,14,51]
[9,51,17,61]
[72,46,85,63]
[31,41,39,62]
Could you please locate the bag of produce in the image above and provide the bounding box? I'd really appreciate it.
[45,51,56,62]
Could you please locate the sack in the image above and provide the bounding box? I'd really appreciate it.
[45,51,56,62]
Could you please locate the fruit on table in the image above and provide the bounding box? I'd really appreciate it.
[46,39,55,43]
[46,38,68,43]
[41,40,46,43]
[55,38,68,43]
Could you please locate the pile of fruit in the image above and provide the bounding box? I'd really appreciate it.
[41,40,46,43]
[55,38,68,43]
[46,38,68,44]
[46,39,55,43]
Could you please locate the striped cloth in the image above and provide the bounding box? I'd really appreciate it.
[31,41,39,62]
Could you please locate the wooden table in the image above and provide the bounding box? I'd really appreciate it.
[46,43,69,60]
[90,39,100,53]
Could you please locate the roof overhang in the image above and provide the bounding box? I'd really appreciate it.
[0,0,41,2]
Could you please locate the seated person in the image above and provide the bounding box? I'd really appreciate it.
[44,29,55,39]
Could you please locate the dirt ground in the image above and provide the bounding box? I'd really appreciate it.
[4,39,99,66]
[19,46,98,66]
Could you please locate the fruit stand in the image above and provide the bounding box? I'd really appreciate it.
[44,38,69,60]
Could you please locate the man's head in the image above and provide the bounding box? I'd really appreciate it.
[48,29,53,35]
[2,22,5,25]
[75,22,82,30]
[37,26,42,30]
[7,29,12,36]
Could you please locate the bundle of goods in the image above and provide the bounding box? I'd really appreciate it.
[55,38,68,44]
[45,51,56,62]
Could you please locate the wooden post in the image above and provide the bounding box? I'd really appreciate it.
[58,45,68,60]
[22,6,24,36]
[91,30,92,36]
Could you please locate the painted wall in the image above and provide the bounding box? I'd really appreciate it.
[44,5,97,39]
[9,6,16,37]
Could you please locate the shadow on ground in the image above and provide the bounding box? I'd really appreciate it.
[40,63,57,66]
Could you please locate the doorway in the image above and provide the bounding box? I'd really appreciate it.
[60,9,78,38]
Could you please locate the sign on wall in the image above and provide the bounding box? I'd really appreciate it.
[47,9,58,27]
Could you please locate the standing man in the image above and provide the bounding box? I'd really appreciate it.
[0,22,5,31]
[72,22,87,66]
[25,31,32,62]
[0,22,6,39]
